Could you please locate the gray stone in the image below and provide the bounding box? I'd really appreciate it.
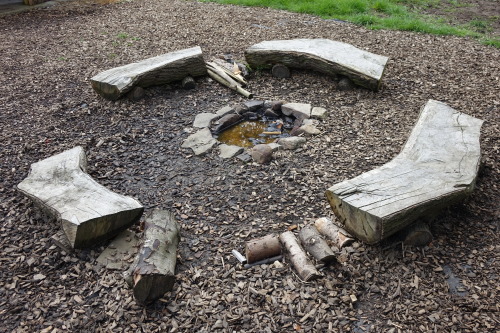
[271,101,284,112]
[219,144,244,159]
[282,103,311,119]
[216,105,235,117]
[181,128,217,155]
[193,113,218,128]
[244,112,258,120]
[302,119,318,126]
[298,124,321,136]
[311,107,328,120]
[96,230,140,270]
[213,113,242,133]
[236,153,252,163]
[264,109,280,118]
[244,100,264,112]
[267,143,282,152]
[234,104,249,115]
[251,144,273,164]
[277,136,307,150]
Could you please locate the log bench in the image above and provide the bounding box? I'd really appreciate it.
[17,146,144,249]
[325,100,484,244]
[244,38,389,91]
[91,46,207,100]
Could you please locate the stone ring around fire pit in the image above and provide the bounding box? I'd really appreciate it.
[181,100,328,164]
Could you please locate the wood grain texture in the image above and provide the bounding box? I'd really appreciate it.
[129,210,180,305]
[245,39,388,91]
[279,231,321,281]
[325,100,484,244]
[91,46,207,100]
[17,146,144,249]
[298,226,336,263]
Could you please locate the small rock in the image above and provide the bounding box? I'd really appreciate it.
[282,103,311,119]
[311,107,328,120]
[127,86,145,101]
[267,143,282,152]
[244,100,264,112]
[297,124,321,136]
[338,77,356,91]
[181,128,217,155]
[273,261,284,269]
[33,273,46,281]
[264,109,279,118]
[236,152,252,163]
[302,119,317,126]
[251,144,273,164]
[193,113,218,128]
[212,114,243,133]
[216,105,235,117]
[244,112,258,120]
[271,101,284,112]
[234,104,249,115]
[219,144,244,159]
[277,136,306,150]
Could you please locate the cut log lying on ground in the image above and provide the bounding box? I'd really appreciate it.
[314,217,355,249]
[91,46,207,100]
[245,234,281,264]
[403,221,433,247]
[279,231,321,281]
[245,39,389,91]
[326,100,484,244]
[207,62,253,98]
[17,146,144,249]
[298,226,336,263]
[125,209,180,305]
[271,63,290,78]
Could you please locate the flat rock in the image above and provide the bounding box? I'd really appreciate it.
[216,105,235,117]
[282,103,311,119]
[244,100,264,112]
[298,124,321,136]
[17,146,144,249]
[219,144,244,159]
[277,136,307,150]
[311,107,328,120]
[251,144,273,164]
[193,113,218,128]
[213,113,243,133]
[267,142,282,152]
[181,128,217,155]
[96,230,140,270]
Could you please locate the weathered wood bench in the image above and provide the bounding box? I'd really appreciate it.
[91,46,207,100]
[325,100,484,244]
[17,146,144,249]
[244,39,389,91]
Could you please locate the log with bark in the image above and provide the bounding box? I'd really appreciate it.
[245,234,281,264]
[298,226,336,263]
[279,231,321,281]
[314,217,355,249]
[125,209,180,305]
[17,146,144,249]
[245,39,389,91]
[91,46,207,100]
[403,221,433,247]
[271,63,291,78]
[325,100,484,244]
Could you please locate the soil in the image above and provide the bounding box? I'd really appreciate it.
[0,0,499,332]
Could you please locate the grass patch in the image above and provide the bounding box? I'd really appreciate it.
[205,0,499,47]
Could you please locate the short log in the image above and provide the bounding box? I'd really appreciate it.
[17,146,144,249]
[298,226,336,263]
[91,46,207,100]
[245,39,388,91]
[182,75,196,90]
[271,63,290,78]
[325,100,484,244]
[126,210,180,305]
[314,217,355,249]
[279,231,321,281]
[403,221,432,247]
[245,234,281,264]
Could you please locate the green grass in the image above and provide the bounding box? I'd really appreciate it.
[205,0,499,47]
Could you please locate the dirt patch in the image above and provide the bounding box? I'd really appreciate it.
[0,0,499,332]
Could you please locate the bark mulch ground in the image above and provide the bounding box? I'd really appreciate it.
[0,0,498,332]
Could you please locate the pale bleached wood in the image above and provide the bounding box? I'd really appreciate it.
[245,39,388,91]
[127,210,180,305]
[314,217,354,249]
[298,226,336,263]
[17,146,144,249]
[91,46,207,100]
[279,231,321,281]
[326,100,484,244]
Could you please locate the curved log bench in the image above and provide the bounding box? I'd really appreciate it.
[91,46,207,100]
[325,100,484,244]
[17,146,144,249]
[245,39,389,91]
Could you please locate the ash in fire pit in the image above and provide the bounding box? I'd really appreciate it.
[182,100,328,161]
